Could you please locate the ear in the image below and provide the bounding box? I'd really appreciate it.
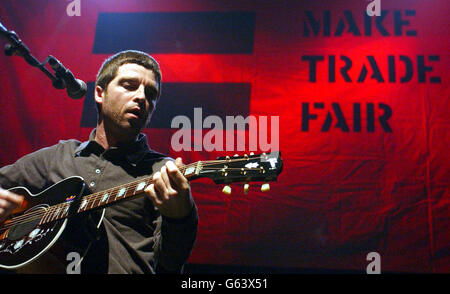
[94,85,105,105]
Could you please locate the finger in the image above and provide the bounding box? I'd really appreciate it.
[0,189,23,207]
[0,198,16,220]
[0,198,6,209]
[152,171,169,201]
[0,208,5,222]
[174,157,183,168]
[0,195,21,211]
[160,164,177,195]
[145,183,162,207]
[166,160,189,192]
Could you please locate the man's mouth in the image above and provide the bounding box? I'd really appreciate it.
[126,108,142,118]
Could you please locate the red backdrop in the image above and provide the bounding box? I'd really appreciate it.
[0,0,448,273]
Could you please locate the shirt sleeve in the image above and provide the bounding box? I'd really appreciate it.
[144,156,199,273]
[152,196,199,273]
[0,145,57,192]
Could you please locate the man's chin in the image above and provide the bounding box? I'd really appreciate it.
[120,114,150,133]
[126,119,146,133]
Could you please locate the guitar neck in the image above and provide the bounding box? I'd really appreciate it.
[37,151,282,226]
[39,162,203,225]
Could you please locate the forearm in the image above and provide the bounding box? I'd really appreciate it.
[153,204,198,273]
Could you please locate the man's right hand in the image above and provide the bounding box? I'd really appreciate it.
[0,188,23,223]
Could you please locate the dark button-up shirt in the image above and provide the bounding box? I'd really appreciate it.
[0,130,198,273]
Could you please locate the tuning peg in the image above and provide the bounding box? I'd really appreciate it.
[222,185,231,195]
[250,152,254,156]
[244,183,250,194]
[261,183,270,192]
[234,154,239,157]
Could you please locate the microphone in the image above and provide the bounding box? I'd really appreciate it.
[48,56,87,99]
[1,22,85,98]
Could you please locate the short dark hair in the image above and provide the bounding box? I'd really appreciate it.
[95,50,162,113]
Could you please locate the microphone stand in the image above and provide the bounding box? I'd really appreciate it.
[0,21,78,92]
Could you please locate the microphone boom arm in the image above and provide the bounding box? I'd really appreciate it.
[0,21,81,93]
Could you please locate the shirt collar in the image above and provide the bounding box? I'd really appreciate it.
[74,129,152,166]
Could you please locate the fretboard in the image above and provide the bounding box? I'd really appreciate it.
[38,162,203,225]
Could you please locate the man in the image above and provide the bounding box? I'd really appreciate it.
[0,50,198,273]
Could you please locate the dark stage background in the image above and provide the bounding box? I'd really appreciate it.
[0,0,448,273]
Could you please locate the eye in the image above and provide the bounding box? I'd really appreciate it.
[145,87,158,102]
[123,82,137,90]
[120,79,139,91]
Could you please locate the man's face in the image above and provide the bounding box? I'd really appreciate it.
[95,63,159,133]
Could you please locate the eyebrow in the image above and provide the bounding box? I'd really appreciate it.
[118,76,156,86]
[118,77,139,83]
[118,76,159,94]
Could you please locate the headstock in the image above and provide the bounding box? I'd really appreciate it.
[196,151,283,194]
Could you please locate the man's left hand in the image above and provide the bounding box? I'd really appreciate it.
[145,158,193,219]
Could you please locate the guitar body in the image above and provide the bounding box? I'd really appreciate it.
[0,176,103,273]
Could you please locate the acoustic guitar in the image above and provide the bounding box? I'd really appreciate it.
[0,152,282,273]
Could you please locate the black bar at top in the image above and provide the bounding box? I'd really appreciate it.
[93,12,255,54]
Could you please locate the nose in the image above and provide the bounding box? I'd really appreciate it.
[133,84,146,104]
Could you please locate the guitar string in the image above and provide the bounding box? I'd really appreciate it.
[0,166,260,231]
[0,157,274,231]
[1,161,198,228]
[0,175,157,232]
[0,157,272,231]
[0,160,204,228]
[4,157,260,225]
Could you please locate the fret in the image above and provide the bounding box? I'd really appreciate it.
[116,187,127,199]
[38,211,46,225]
[45,210,54,223]
[78,198,88,212]
[40,203,60,225]
[100,192,110,204]
[15,163,203,229]
[45,210,52,223]
[41,167,188,221]
[43,210,51,224]
[134,181,147,194]
[62,203,70,218]
[5,155,283,238]
[89,193,98,209]
[53,206,61,221]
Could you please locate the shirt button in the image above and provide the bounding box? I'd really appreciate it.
[90,181,96,187]
[95,169,101,174]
